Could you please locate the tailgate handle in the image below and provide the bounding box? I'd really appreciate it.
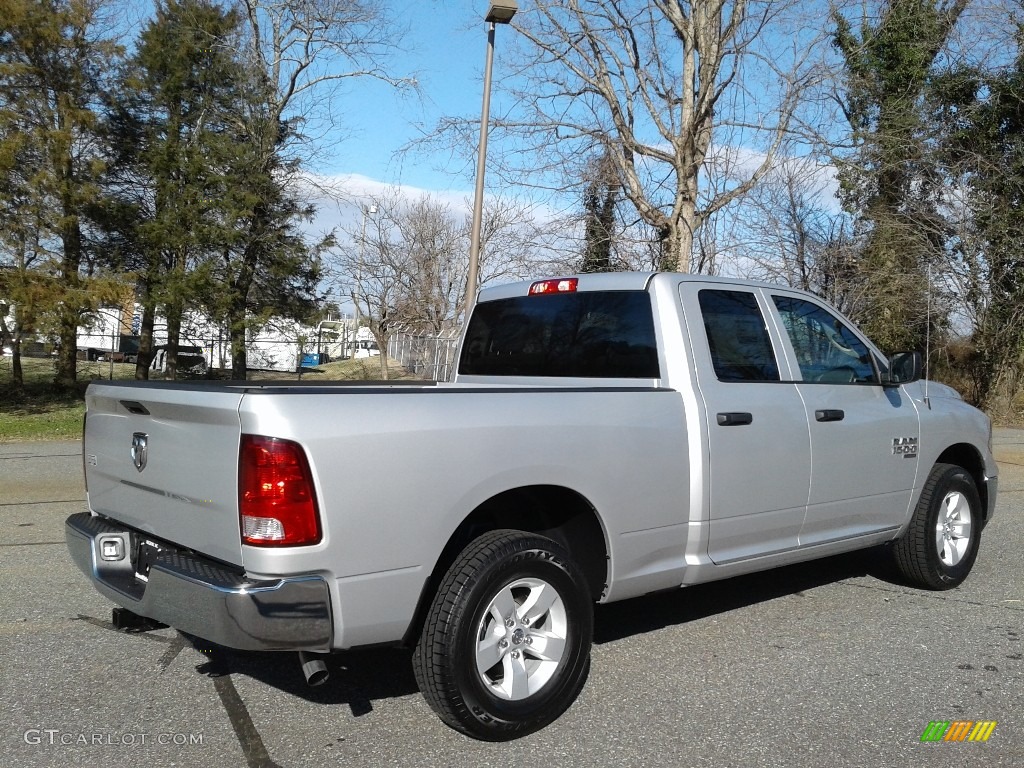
[815,409,845,422]
[717,412,753,427]
[120,400,151,415]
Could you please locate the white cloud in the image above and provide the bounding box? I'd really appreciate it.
[702,145,842,214]
[294,172,476,239]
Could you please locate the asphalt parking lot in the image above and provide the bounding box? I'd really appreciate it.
[2,433,1022,767]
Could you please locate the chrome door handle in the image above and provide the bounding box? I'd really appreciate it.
[717,412,753,426]
[815,409,845,422]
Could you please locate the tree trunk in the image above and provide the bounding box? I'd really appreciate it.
[135,301,155,380]
[659,217,696,273]
[230,326,247,379]
[55,318,78,390]
[10,342,23,390]
[372,329,389,380]
[228,296,248,379]
[227,236,262,379]
[54,230,82,389]
[165,303,182,380]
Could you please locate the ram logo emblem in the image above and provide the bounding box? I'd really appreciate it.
[131,432,149,472]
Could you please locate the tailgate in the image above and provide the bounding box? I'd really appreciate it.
[83,382,245,566]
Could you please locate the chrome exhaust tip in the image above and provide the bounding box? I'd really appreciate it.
[299,651,329,687]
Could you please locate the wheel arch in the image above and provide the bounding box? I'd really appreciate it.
[934,443,991,523]
[402,485,609,647]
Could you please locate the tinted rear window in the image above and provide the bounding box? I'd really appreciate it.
[459,291,659,378]
[698,289,780,382]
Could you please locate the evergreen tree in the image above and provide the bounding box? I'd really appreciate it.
[832,0,968,352]
[205,122,328,377]
[205,97,327,378]
[580,153,620,274]
[935,31,1024,407]
[106,0,327,380]
[0,0,123,388]
[109,0,245,379]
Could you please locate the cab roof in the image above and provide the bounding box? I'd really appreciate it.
[476,272,798,303]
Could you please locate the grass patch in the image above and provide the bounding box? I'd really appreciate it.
[0,357,138,442]
[291,357,418,381]
[0,394,85,442]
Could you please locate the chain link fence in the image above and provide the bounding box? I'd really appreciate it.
[387,328,461,382]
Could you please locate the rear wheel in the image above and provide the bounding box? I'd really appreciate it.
[892,463,981,590]
[413,530,593,740]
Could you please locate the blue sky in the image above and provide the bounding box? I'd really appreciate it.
[112,0,855,270]
[113,1,505,196]
[315,1,503,194]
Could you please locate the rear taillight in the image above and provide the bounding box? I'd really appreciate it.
[239,435,321,547]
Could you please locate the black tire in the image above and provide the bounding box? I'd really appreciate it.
[413,529,593,741]
[892,463,981,590]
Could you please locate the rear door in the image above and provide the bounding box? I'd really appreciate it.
[679,284,811,564]
[767,292,921,544]
[83,382,245,566]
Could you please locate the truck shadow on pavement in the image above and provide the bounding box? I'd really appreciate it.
[593,545,899,644]
[192,643,418,717]
[188,547,902,713]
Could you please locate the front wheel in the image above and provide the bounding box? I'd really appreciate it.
[413,530,593,740]
[892,463,982,590]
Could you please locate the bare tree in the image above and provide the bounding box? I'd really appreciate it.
[329,189,548,377]
[388,195,465,336]
[331,191,465,379]
[426,0,825,273]
[237,0,415,139]
[473,195,550,291]
[727,159,851,292]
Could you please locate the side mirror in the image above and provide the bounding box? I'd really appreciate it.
[885,351,922,386]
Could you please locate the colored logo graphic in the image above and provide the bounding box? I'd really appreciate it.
[921,721,997,742]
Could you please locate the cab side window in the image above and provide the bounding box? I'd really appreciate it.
[772,295,876,383]
[698,290,780,382]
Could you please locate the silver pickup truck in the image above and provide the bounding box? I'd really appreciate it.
[66,272,997,740]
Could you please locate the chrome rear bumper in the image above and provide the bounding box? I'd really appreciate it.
[66,512,332,651]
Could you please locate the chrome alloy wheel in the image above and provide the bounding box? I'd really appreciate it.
[935,489,973,567]
[474,577,568,701]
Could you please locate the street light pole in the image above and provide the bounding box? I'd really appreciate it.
[464,0,518,317]
[355,203,377,358]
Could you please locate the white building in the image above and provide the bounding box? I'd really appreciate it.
[76,304,370,373]
[2,293,375,373]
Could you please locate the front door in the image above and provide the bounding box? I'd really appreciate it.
[767,292,921,545]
